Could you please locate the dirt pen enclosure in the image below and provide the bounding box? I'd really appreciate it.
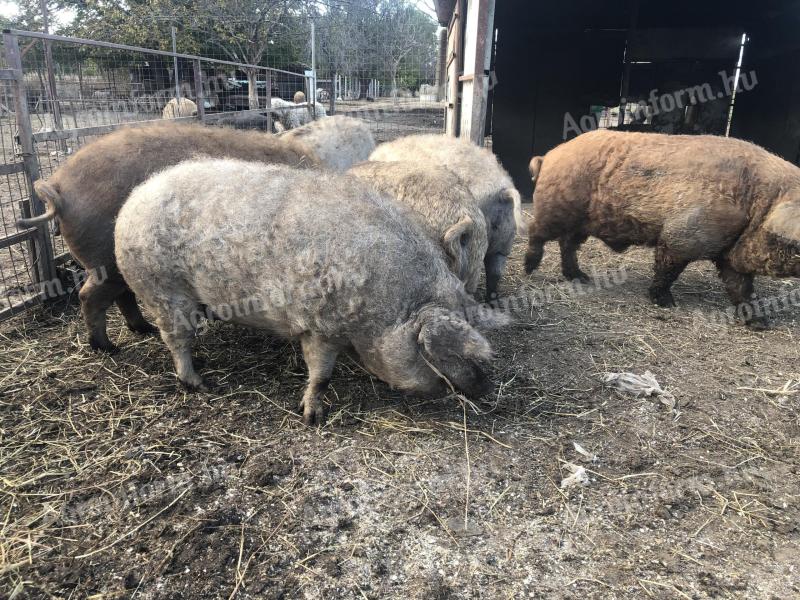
[1,230,798,598]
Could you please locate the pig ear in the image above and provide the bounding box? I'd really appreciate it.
[418,312,494,364]
[442,216,473,274]
[764,201,800,243]
[529,156,544,182]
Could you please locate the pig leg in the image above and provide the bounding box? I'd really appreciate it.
[155,297,207,390]
[79,271,128,353]
[559,234,590,283]
[523,235,546,275]
[115,289,158,336]
[649,245,688,307]
[299,335,340,426]
[715,259,769,330]
[484,252,508,301]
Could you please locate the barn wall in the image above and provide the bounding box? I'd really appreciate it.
[489,0,800,201]
[492,2,628,200]
[731,17,800,165]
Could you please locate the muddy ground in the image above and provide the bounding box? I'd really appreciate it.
[1,234,798,599]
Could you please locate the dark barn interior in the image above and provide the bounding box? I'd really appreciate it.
[491,0,800,200]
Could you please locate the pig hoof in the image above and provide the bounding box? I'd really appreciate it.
[523,255,537,275]
[90,339,120,354]
[566,272,591,285]
[649,289,676,308]
[745,318,771,331]
[180,376,209,392]
[129,322,159,336]
[299,398,326,426]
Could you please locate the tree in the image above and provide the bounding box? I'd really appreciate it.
[183,0,293,108]
[378,1,434,102]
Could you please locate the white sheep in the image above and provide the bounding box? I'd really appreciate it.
[271,94,327,133]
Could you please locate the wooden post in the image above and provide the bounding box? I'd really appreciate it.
[459,0,496,145]
[445,0,465,137]
[193,59,205,123]
[330,70,336,115]
[3,31,56,286]
[435,27,447,102]
[171,26,181,102]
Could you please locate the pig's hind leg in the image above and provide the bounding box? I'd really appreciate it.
[152,294,207,390]
[115,289,158,336]
[299,334,341,426]
[79,269,129,353]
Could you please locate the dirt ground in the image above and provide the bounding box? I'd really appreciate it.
[1,231,798,599]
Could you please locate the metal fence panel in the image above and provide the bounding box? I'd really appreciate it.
[0,23,445,322]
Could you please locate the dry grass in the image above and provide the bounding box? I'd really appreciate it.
[1,237,799,599]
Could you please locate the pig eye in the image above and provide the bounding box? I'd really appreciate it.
[460,232,470,248]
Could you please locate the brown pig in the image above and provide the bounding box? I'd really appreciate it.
[17,122,318,352]
[524,130,800,327]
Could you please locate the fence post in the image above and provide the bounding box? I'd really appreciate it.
[329,70,336,115]
[193,59,205,123]
[264,68,272,132]
[40,0,65,148]
[3,30,57,286]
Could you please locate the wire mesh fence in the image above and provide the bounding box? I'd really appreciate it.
[0,73,40,319]
[0,4,444,321]
[0,30,312,320]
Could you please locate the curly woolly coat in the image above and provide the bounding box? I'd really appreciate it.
[369,134,524,299]
[115,159,509,424]
[281,115,375,172]
[347,161,488,294]
[20,122,318,352]
[525,129,800,324]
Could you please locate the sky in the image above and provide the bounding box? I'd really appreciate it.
[0,0,77,26]
[0,1,19,19]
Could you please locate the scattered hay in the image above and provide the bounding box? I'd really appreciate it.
[1,239,799,598]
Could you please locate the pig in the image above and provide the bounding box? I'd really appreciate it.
[17,122,319,353]
[524,129,800,328]
[280,115,374,171]
[369,134,525,299]
[347,161,488,294]
[115,159,510,425]
[161,97,198,119]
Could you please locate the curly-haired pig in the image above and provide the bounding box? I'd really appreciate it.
[369,134,525,299]
[114,159,510,425]
[524,130,800,328]
[347,161,488,294]
[17,122,319,353]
